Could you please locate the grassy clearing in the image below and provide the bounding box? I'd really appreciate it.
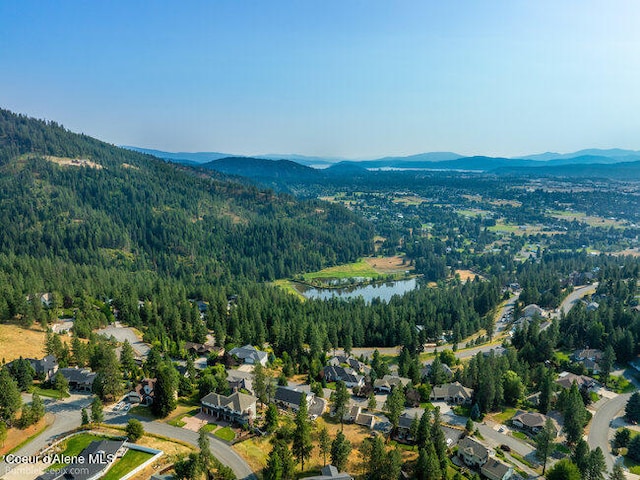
[214,426,236,442]
[130,405,155,419]
[102,449,154,480]
[490,408,517,424]
[32,386,70,399]
[201,423,217,433]
[302,259,381,281]
[272,279,306,300]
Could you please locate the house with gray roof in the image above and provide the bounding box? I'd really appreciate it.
[373,375,411,393]
[430,381,474,404]
[59,367,96,392]
[305,465,353,480]
[512,411,556,435]
[322,365,364,388]
[274,386,314,412]
[201,391,257,425]
[481,457,513,480]
[36,439,126,480]
[228,344,268,366]
[457,437,489,468]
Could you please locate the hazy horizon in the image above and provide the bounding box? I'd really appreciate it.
[2,1,640,158]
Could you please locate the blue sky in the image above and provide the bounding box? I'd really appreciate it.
[1,1,639,158]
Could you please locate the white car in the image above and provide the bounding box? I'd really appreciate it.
[122,403,131,413]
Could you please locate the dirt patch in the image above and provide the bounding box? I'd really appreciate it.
[0,414,52,456]
[455,270,483,282]
[44,155,103,169]
[613,249,640,257]
[364,256,413,274]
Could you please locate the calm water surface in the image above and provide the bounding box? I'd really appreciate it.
[296,278,418,304]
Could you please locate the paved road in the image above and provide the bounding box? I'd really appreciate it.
[95,321,150,358]
[0,393,255,480]
[105,412,256,480]
[557,283,598,316]
[476,422,534,457]
[0,393,94,477]
[587,392,630,472]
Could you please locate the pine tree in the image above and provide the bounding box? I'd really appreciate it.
[54,372,69,397]
[626,392,640,423]
[253,362,268,407]
[81,407,89,425]
[330,431,351,472]
[91,397,104,423]
[586,447,606,480]
[126,418,145,442]
[152,362,178,418]
[535,417,556,474]
[384,386,405,434]
[30,392,45,422]
[318,426,331,467]
[120,340,137,378]
[0,368,22,426]
[545,459,581,480]
[563,382,587,444]
[609,463,626,480]
[331,381,349,429]
[431,407,448,475]
[292,395,313,471]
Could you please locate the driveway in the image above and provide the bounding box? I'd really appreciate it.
[96,322,150,358]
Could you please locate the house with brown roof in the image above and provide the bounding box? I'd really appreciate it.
[556,371,598,390]
[128,378,156,405]
[373,375,411,394]
[201,391,257,425]
[511,411,555,435]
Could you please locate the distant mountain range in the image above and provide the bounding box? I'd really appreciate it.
[125,146,640,181]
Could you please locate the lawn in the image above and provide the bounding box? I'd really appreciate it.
[130,405,155,419]
[201,423,217,433]
[32,386,70,399]
[490,407,517,424]
[302,259,381,281]
[47,433,110,470]
[102,449,154,480]
[214,426,236,442]
[624,457,640,475]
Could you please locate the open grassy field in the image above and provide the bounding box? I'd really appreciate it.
[102,450,154,480]
[548,209,627,228]
[302,259,381,281]
[363,255,413,274]
[0,323,48,362]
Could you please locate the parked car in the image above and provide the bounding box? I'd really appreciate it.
[499,444,511,452]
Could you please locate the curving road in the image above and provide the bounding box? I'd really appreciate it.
[0,393,255,480]
[587,392,630,473]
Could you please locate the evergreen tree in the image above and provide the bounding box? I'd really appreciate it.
[30,392,45,422]
[431,407,448,475]
[198,426,214,477]
[545,459,581,480]
[331,380,349,429]
[0,368,22,426]
[265,403,279,432]
[627,435,640,462]
[54,372,69,397]
[318,426,331,467]
[330,430,351,472]
[120,340,137,378]
[10,357,34,391]
[416,444,442,480]
[535,418,556,474]
[585,447,606,480]
[81,407,89,425]
[384,386,405,434]
[571,439,590,476]
[367,393,377,411]
[91,397,104,423]
[264,447,283,480]
[416,410,431,448]
[253,362,268,407]
[609,463,626,480]
[292,395,313,471]
[563,382,587,444]
[126,418,144,442]
[152,362,178,418]
[538,368,554,414]
[614,427,631,448]
[626,392,640,423]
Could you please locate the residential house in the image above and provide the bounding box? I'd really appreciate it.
[373,375,411,394]
[573,348,603,373]
[228,344,268,366]
[59,367,96,392]
[522,304,544,318]
[396,412,463,447]
[511,412,555,435]
[200,391,257,425]
[127,378,156,405]
[328,355,370,374]
[322,365,365,388]
[457,437,489,468]
[274,386,314,412]
[430,382,474,404]
[305,465,353,480]
[7,355,59,381]
[228,375,253,395]
[556,371,597,390]
[420,362,454,382]
[36,439,126,480]
[343,405,361,423]
[481,457,513,480]
[355,412,376,429]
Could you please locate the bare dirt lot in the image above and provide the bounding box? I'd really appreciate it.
[364,256,413,274]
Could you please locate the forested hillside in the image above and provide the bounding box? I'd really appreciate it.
[0,109,372,283]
